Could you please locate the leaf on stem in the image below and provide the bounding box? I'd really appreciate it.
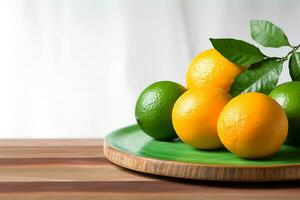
[210,38,266,66]
[289,51,300,81]
[230,59,284,96]
[250,20,290,48]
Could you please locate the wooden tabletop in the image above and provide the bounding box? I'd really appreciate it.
[0,139,299,200]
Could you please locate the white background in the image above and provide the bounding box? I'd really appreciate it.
[0,0,299,138]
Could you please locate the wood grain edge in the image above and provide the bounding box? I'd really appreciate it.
[0,157,108,166]
[103,140,300,182]
[0,139,102,147]
[0,181,203,192]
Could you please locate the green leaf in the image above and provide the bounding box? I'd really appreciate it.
[210,38,266,66]
[230,59,283,97]
[250,20,290,48]
[289,51,300,81]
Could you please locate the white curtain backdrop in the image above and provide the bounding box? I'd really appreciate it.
[0,0,299,138]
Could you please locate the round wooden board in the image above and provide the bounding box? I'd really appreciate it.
[104,125,300,182]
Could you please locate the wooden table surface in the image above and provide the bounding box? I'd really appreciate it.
[0,139,299,200]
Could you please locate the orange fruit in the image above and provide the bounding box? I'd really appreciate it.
[217,92,288,159]
[172,87,232,149]
[186,49,243,91]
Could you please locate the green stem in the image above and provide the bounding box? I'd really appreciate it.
[282,51,293,61]
[281,44,300,61]
[294,44,300,50]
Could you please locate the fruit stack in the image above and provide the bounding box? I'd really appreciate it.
[135,20,300,159]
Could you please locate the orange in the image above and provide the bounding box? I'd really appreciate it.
[186,49,243,91]
[217,92,288,159]
[172,87,231,149]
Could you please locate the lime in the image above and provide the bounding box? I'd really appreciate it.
[269,81,300,146]
[135,81,186,140]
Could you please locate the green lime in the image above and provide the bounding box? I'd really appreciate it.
[269,81,300,146]
[135,81,186,140]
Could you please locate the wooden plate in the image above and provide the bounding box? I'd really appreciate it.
[104,125,300,182]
